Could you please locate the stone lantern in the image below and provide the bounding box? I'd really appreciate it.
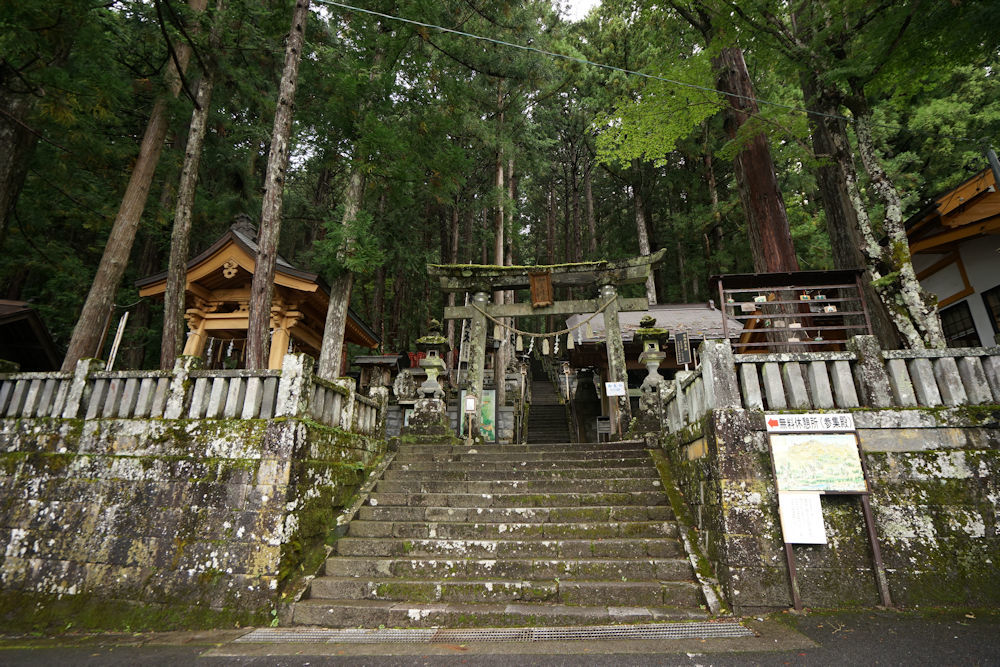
[403,320,452,438]
[416,319,449,399]
[635,315,669,393]
[630,315,669,435]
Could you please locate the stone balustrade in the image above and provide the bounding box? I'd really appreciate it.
[0,353,385,438]
[660,336,1000,433]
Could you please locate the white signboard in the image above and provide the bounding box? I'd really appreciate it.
[778,492,827,544]
[765,412,855,433]
[604,381,627,397]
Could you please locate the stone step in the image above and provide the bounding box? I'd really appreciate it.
[291,599,708,628]
[334,537,683,559]
[357,504,675,524]
[382,467,657,481]
[367,490,669,508]
[393,448,650,463]
[386,457,653,471]
[396,441,647,455]
[347,519,676,540]
[308,577,702,607]
[374,478,662,494]
[324,556,694,581]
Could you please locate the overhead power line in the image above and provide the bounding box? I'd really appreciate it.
[314,0,985,146]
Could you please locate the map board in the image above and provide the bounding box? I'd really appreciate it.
[770,433,867,493]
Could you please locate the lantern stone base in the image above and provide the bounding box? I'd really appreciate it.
[401,397,451,437]
[629,392,663,436]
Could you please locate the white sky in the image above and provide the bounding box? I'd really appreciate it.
[561,0,601,21]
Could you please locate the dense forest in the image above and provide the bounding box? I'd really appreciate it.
[2,0,998,372]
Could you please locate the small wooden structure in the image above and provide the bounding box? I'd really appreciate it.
[0,300,61,371]
[136,221,379,370]
[711,270,872,353]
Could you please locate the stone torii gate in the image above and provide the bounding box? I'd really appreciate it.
[429,250,665,439]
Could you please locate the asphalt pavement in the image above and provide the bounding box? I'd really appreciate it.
[0,609,998,666]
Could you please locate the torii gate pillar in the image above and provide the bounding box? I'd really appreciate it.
[467,291,490,437]
[600,283,631,430]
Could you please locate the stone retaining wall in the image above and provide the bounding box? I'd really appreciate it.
[660,338,1000,612]
[0,354,385,615]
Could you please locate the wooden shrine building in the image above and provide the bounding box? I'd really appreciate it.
[136,220,379,370]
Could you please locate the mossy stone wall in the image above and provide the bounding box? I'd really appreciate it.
[0,415,382,616]
[663,407,1000,613]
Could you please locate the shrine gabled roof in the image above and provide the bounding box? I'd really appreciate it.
[135,222,380,348]
[135,224,319,292]
[904,168,1000,254]
[566,302,742,344]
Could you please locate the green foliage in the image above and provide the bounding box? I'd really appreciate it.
[2,0,996,363]
[308,207,385,277]
[595,51,721,167]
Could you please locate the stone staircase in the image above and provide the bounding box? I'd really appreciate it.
[291,439,708,628]
[527,376,571,444]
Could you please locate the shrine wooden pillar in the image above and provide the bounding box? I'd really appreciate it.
[182,310,209,357]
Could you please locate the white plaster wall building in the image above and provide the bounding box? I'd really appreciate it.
[907,168,1000,347]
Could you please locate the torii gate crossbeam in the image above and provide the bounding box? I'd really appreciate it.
[429,250,666,440]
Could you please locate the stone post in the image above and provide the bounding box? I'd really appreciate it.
[370,385,390,441]
[847,335,892,408]
[466,291,490,439]
[275,353,315,418]
[162,355,202,419]
[699,339,742,411]
[600,283,632,431]
[62,358,106,419]
[333,377,355,430]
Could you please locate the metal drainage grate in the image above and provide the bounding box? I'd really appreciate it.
[236,622,754,644]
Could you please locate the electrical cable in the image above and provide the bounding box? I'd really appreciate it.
[314,0,987,146]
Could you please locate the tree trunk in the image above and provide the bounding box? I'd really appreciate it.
[161,67,217,369]
[493,99,507,406]
[714,46,798,274]
[317,169,363,378]
[0,7,80,251]
[546,182,556,264]
[0,91,37,252]
[799,73,900,348]
[62,0,208,371]
[246,0,310,369]
[702,123,723,274]
[316,44,389,378]
[631,160,657,305]
[372,191,389,349]
[844,98,945,348]
[446,204,460,354]
[584,158,597,257]
[571,154,582,263]
[463,206,474,263]
[121,230,161,369]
